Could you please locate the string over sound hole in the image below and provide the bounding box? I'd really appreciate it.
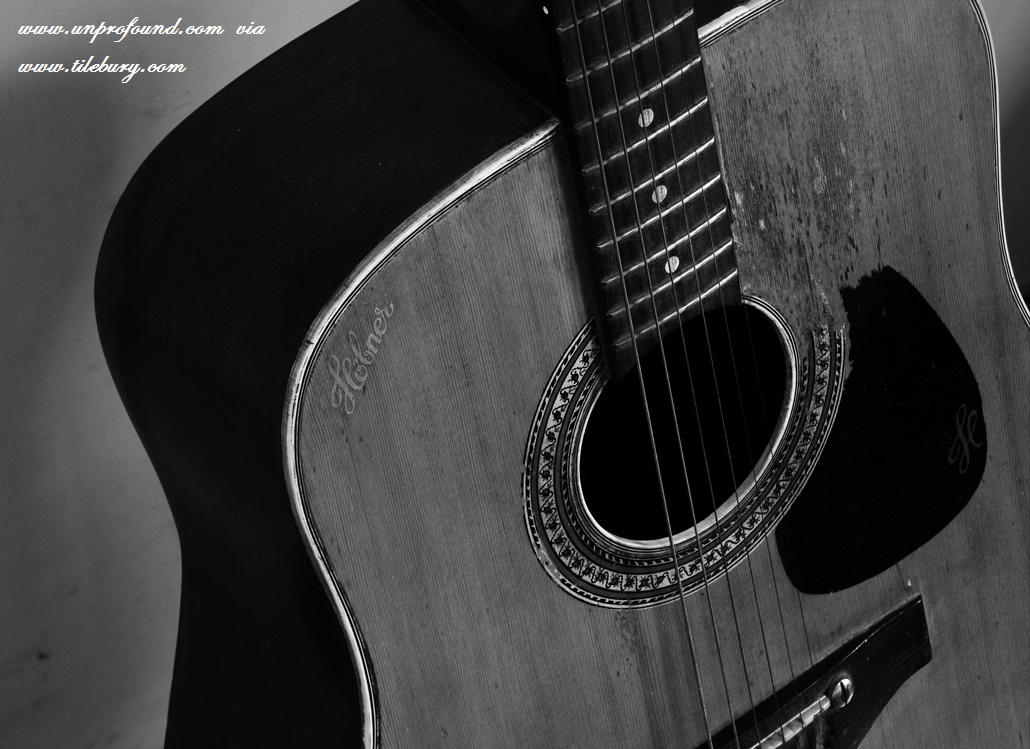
[579,303,787,544]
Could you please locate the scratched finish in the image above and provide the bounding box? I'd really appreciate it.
[704,0,1030,746]
[293,0,1028,747]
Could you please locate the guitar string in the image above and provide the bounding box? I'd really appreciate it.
[572,0,822,743]
[642,0,828,737]
[659,2,850,739]
[594,0,744,746]
[647,0,848,740]
[643,0,810,726]
[625,0,790,737]
[653,0,821,703]
[600,0,774,745]
[578,2,847,744]
[594,0,789,741]
[565,6,717,748]
[584,1,734,744]
[601,1,829,743]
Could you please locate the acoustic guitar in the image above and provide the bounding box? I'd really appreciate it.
[95,0,1029,745]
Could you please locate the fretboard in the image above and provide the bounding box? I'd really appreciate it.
[553,0,740,378]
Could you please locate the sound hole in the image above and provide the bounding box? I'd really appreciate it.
[579,304,787,544]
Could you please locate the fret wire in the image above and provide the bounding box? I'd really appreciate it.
[557,0,695,33]
[605,238,733,313]
[552,0,740,361]
[599,176,724,248]
[564,6,728,745]
[554,0,629,32]
[646,0,802,733]
[575,57,702,128]
[620,5,766,741]
[601,236,732,287]
[612,269,740,346]
[633,4,779,741]
[589,136,716,212]
[581,95,708,162]
[565,11,696,82]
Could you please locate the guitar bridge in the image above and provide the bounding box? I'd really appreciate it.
[701,597,930,749]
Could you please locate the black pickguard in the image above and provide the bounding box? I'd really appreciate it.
[776,266,987,594]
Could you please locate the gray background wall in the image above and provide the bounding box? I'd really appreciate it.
[1,1,1027,747]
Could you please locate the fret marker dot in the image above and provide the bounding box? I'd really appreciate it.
[638,108,655,128]
[664,256,681,274]
[651,185,668,204]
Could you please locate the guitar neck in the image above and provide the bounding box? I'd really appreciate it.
[552,0,740,377]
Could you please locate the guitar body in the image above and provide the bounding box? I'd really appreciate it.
[96,0,1029,746]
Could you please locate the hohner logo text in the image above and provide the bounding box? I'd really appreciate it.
[327,302,394,415]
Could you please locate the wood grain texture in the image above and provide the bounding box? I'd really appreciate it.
[704,4,1029,744]
[94,0,552,744]
[293,0,1028,746]
[293,133,905,749]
